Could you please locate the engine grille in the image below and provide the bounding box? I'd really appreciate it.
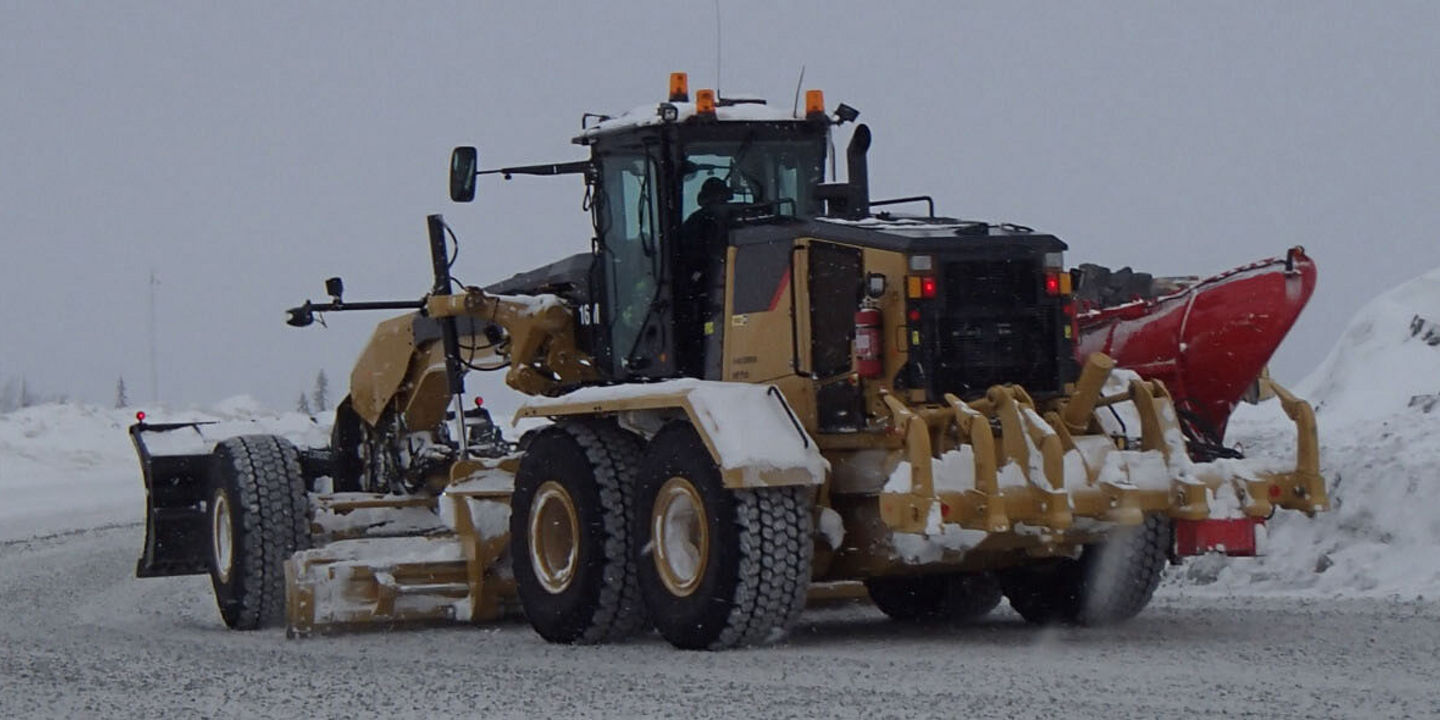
[930,259,1062,398]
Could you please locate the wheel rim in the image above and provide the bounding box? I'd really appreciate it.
[652,476,709,597]
[529,481,580,594]
[211,489,234,583]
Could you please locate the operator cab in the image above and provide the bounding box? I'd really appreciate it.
[574,89,830,380]
[452,74,843,383]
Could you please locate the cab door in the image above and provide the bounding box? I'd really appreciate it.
[593,144,675,379]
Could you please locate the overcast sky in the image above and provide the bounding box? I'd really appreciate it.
[3,1,1437,411]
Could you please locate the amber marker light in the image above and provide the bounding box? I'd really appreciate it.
[669,72,689,102]
[696,89,716,115]
[805,89,825,118]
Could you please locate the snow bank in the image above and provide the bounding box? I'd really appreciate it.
[1176,266,1440,598]
[0,399,329,542]
[1296,266,1440,420]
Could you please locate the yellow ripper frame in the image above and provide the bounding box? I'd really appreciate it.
[877,354,1327,553]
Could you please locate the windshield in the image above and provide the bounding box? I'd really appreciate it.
[680,137,825,220]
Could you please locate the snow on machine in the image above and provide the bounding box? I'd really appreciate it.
[131,74,1327,648]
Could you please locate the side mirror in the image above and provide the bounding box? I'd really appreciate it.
[325,277,344,302]
[450,146,478,202]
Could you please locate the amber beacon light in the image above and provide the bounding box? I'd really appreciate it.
[669,72,689,102]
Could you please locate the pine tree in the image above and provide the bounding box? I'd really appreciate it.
[297,392,312,415]
[19,378,33,408]
[115,376,129,408]
[312,370,329,412]
[0,378,16,412]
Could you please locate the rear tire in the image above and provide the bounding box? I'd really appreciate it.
[1000,514,1170,626]
[208,435,311,630]
[510,420,646,644]
[866,572,1003,623]
[635,423,813,650]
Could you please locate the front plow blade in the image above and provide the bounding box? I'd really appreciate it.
[130,420,218,578]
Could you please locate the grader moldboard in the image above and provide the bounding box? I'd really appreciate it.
[131,74,1327,650]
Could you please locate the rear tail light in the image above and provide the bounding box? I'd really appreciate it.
[1044,272,1061,296]
[906,275,938,299]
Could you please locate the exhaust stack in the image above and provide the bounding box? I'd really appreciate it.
[845,123,871,218]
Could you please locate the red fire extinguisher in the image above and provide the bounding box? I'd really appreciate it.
[854,306,883,378]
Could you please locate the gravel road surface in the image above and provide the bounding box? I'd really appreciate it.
[2,525,1437,719]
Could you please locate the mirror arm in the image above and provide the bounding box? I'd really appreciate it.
[480,160,592,179]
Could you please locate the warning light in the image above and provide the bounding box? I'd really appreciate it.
[668,72,689,102]
[473,396,485,408]
[907,308,921,322]
[1044,272,1060,296]
[135,411,146,422]
[696,89,716,115]
[921,277,937,299]
[804,89,825,117]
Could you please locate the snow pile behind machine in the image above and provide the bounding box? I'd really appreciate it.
[132,74,1327,648]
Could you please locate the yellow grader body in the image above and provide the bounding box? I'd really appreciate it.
[284,277,1323,637]
[134,74,1327,649]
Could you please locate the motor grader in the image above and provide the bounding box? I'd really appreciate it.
[131,73,1326,649]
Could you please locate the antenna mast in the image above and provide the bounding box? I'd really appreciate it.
[714,0,722,96]
[148,269,159,403]
[791,65,807,117]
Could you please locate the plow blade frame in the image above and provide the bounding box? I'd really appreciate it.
[286,483,514,637]
[130,421,217,578]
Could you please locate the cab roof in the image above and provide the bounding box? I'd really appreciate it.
[574,100,808,145]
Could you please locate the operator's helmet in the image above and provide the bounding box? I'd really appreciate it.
[697,176,733,206]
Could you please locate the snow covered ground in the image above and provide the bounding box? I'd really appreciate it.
[2,527,1437,719]
[0,397,330,543]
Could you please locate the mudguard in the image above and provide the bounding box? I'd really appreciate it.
[515,379,828,489]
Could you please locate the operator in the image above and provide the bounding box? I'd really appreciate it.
[680,176,733,259]
[676,176,733,377]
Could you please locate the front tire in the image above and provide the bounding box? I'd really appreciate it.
[635,423,813,650]
[208,435,311,630]
[510,420,646,644]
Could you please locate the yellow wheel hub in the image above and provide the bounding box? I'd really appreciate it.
[652,476,709,597]
[211,489,234,583]
[529,481,580,594]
